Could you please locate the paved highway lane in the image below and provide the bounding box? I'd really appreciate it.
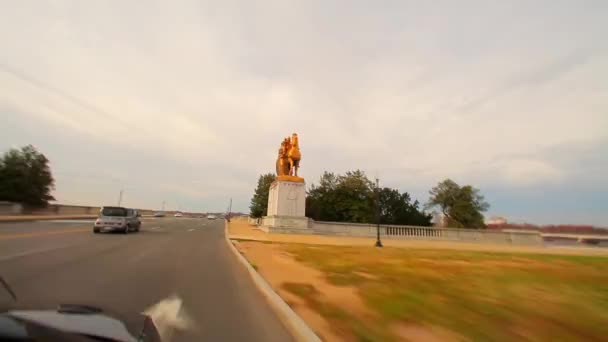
[0,218,293,342]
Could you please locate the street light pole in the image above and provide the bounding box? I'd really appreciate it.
[117,189,123,206]
[375,178,383,247]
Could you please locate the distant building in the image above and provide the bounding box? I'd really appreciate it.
[486,216,507,225]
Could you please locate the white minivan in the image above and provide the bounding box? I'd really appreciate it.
[94,207,141,234]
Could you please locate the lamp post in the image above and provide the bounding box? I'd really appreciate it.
[375,178,383,247]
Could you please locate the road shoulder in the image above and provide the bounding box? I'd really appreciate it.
[224,221,321,342]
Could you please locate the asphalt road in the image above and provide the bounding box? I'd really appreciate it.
[0,217,293,342]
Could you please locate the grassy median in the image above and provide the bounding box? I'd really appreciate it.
[281,245,608,341]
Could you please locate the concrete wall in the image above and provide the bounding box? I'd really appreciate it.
[25,204,101,215]
[248,217,262,225]
[253,218,543,246]
[0,202,157,216]
[0,201,23,215]
[310,221,377,237]
[309,221,543,246]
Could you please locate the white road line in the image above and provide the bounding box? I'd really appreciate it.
[143,295,193,341]
[0,243,80,262]
[187,228,195,232]
[149,227,160,230]
[42,220,95,224]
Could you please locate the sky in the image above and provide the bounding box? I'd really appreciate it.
[1,1,607,225]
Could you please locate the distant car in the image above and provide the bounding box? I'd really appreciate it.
[207,214,217,220]
[153,211,166,217]
[174,212,183,217]
[94,207,141,234]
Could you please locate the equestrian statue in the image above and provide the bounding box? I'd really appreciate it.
[276,133,303,181]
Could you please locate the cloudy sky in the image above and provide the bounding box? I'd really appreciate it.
[1,1,607,225]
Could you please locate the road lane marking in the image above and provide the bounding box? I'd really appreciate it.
[0,243,82,262]
[188,228,195,232]
[129,247,157,264]
[43,220,95,224]
[0,228,89,240]
[143,295,194,341]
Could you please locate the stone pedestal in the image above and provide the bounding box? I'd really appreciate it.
[260,215,310,231]
[262,179,310,233]
[267,180,305,216]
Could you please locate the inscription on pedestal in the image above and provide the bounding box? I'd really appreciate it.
[267,180,306,217]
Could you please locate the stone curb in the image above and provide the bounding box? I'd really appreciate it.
[224,221,321,342]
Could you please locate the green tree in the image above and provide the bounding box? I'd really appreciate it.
[426,179,489,228]
[307,170,374,223]
[249,173,275,218]
[307,170,432,225]
[378,188,432,226]
[334,170,375,223]
[306,172,339,221]
[0,145,55,207]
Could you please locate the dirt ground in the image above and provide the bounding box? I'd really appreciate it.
[235,240,467,341]
[227,219,608,256]
[229,219,608,341]
[235,240,348,341]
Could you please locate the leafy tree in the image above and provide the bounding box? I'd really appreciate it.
[249,173,275,218]
[333,170,375,223]
[307,170,374,223]
[426,179,489,228]
[307,170,432,226]
[378,187,432,226]
[0,145,55,207]
[306,172,339,221]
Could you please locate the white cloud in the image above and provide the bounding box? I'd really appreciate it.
[1,1,607,223]
[500,159,564,186]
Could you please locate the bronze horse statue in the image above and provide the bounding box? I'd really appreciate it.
[276,133,301,177]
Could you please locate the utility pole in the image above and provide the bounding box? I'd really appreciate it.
[375,178,383,247]
[227,198,232,222]
[161,200,166,211]
[117,189,123,206]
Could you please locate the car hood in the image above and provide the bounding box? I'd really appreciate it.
[6,310,137,342]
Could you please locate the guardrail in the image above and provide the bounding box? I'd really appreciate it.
[385,226,442,237]
[245,217,544,246]
[248,217,262,225]
[312,221,543,246]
